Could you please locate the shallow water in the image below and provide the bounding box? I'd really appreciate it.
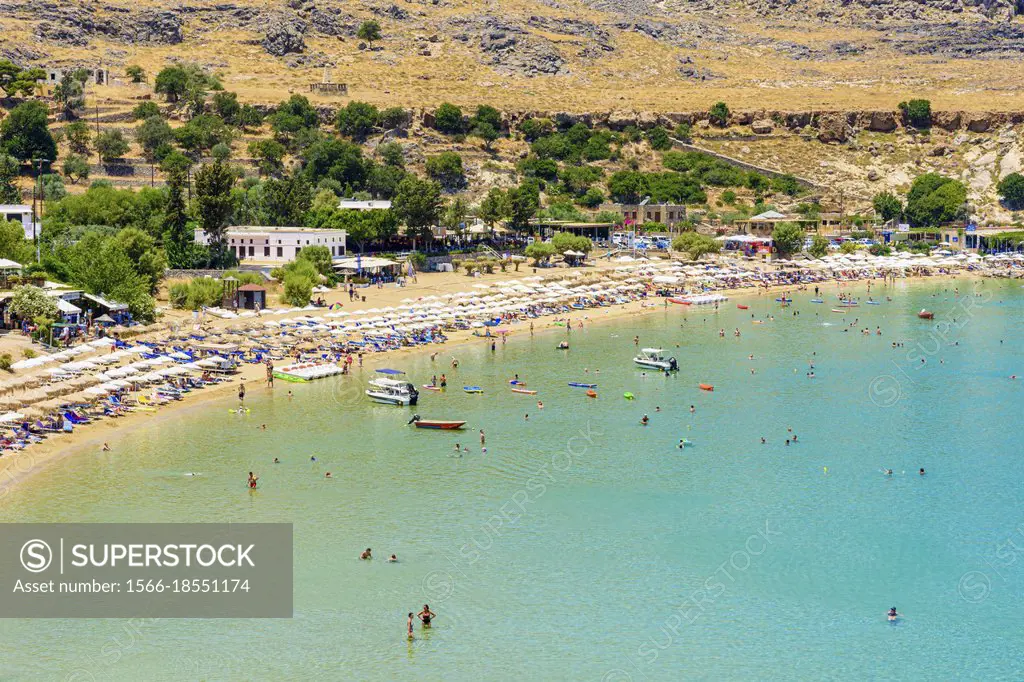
[1,278,1023,681]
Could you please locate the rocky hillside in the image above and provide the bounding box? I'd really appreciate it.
[3,0,1024,111]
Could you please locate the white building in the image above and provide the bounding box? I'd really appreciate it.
[0,205,39,241]
[338,199,392,211]
[194,226,346,263]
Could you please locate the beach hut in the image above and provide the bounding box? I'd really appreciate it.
[236,284,267,311]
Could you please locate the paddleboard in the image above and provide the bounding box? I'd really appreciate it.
[568,382,597,388]
[422,385,443,391]
[463,386,483,394]
[511,388,537,395]
[810,299,824,303]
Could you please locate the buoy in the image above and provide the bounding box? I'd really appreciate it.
[623,392,635,400]
[699,384,714,391]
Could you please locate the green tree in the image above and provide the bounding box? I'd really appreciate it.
[336,101,380,140]
[269,94,320,148]
[53,73,85,120]
[62,154,90,184]
[472,122,499,150]
[194,161,236,267]
[904,173,967,227]
[64,121,92,155]
[211,142,232,162]
[126,65,146,83]
[9,285,58,321]
[297,244,333,276]
[872,191,904,222]
[478,188,508,232]
[95,130,130,163]
[425,152,465,190]
[159,150,193,176]
[608,171,647,203]
[392,175,442,241]
[808,234,829,258]
[646,126,671,151]
[671,232,720,259]
[673,122,692,142]
[771,222,806,258]
[0,101,57,162]
[132,101,161,120]
[39,173,66,201]
[357,20,382,48]
[377,142,405,168]
[261,173,312,227]
[997,172,1024,210]
[0,219,33,263]
[839,241,859,254]
[898,99,932,129]
[0,154,20,204]
[163,169,193,268]
[524,241,555,264]
[154,65,189,102]
[135,115,174,161]
[441,196,469,238]
[772,173,800,197]
[175,113,233,157]
[433,103,464,134]
[594,210,622,225]
[248,139,286,177]
[506,182,540,230]
[62,232,156,320]
[379,107,409,130]
[0,60,45,97]
[519,118,553,142]
[580,187,604,208]
[212,91,241,125]
[709,101,730,127]
[238,104,264,130]
[112,227,166,293]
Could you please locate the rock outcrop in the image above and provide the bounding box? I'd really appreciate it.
[263,20,307,56]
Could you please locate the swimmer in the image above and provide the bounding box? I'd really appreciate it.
[760,437,766,444]
[655,406,661,412]
[418,604,436,628]
[325,472,332,479]
[287,390,293,399]
[310,456,317,462]
[785,439,790,446]
[360,548,372,560]
[101,442,110,452]
[525,414,529,421]
[678,439,686,449]
[454,443,461,452]
[247,472,258,489]
[689,405,695,413]
[260,424,267,431]
[537,401,544,409]
[641,414,649,425]
[407,612,415,640]
[479,429,485,445]
[888,607,899,621]
[388,554,397,563]
[919,468,925,475]
[273,457,280,464]
[884,469,893,476]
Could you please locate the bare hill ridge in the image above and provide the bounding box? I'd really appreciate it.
[4,0,1024,110]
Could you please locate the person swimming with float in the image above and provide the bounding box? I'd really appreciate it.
[640,414,649,425]
[247,472,259,489]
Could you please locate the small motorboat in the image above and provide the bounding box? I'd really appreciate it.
[408,415,466,430]
[737,304,749,310]
[366,378,419,406]
[463,386,484,394]
[633,348,678,372]
[918,309,934,319]
[568,382,597,388]
[511,388,537,395]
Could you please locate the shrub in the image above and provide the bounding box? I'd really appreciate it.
[997,172,1024,210]
[646,126,672,151]
[132,101,161,120]
[898,99,931,129]
[433,103,464,134]
[709,102,730,127]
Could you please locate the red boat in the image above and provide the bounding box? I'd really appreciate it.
[409,416,466,430]
[917,310,934,320]
[737,304,749,310]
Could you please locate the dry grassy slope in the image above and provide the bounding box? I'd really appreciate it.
[5,0,1024,111]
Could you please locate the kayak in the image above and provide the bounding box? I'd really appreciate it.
[412,419,466,430]
[568,382,597,388]
[511,388,537,395]
[668,298,691,305]
[463,386,483,394]
[699,383,714,391]
[737,304,749,310]
[585,390,598,398]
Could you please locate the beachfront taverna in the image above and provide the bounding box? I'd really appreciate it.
[194,226,346,263]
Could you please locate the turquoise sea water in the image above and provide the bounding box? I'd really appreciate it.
[1,278,1023,681]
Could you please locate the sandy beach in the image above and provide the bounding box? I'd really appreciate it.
[0,258,979,499]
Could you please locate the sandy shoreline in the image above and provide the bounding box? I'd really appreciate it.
[0,269,970,500]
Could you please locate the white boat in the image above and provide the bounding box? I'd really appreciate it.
[633,348,678,371]
[366,378,419,406]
